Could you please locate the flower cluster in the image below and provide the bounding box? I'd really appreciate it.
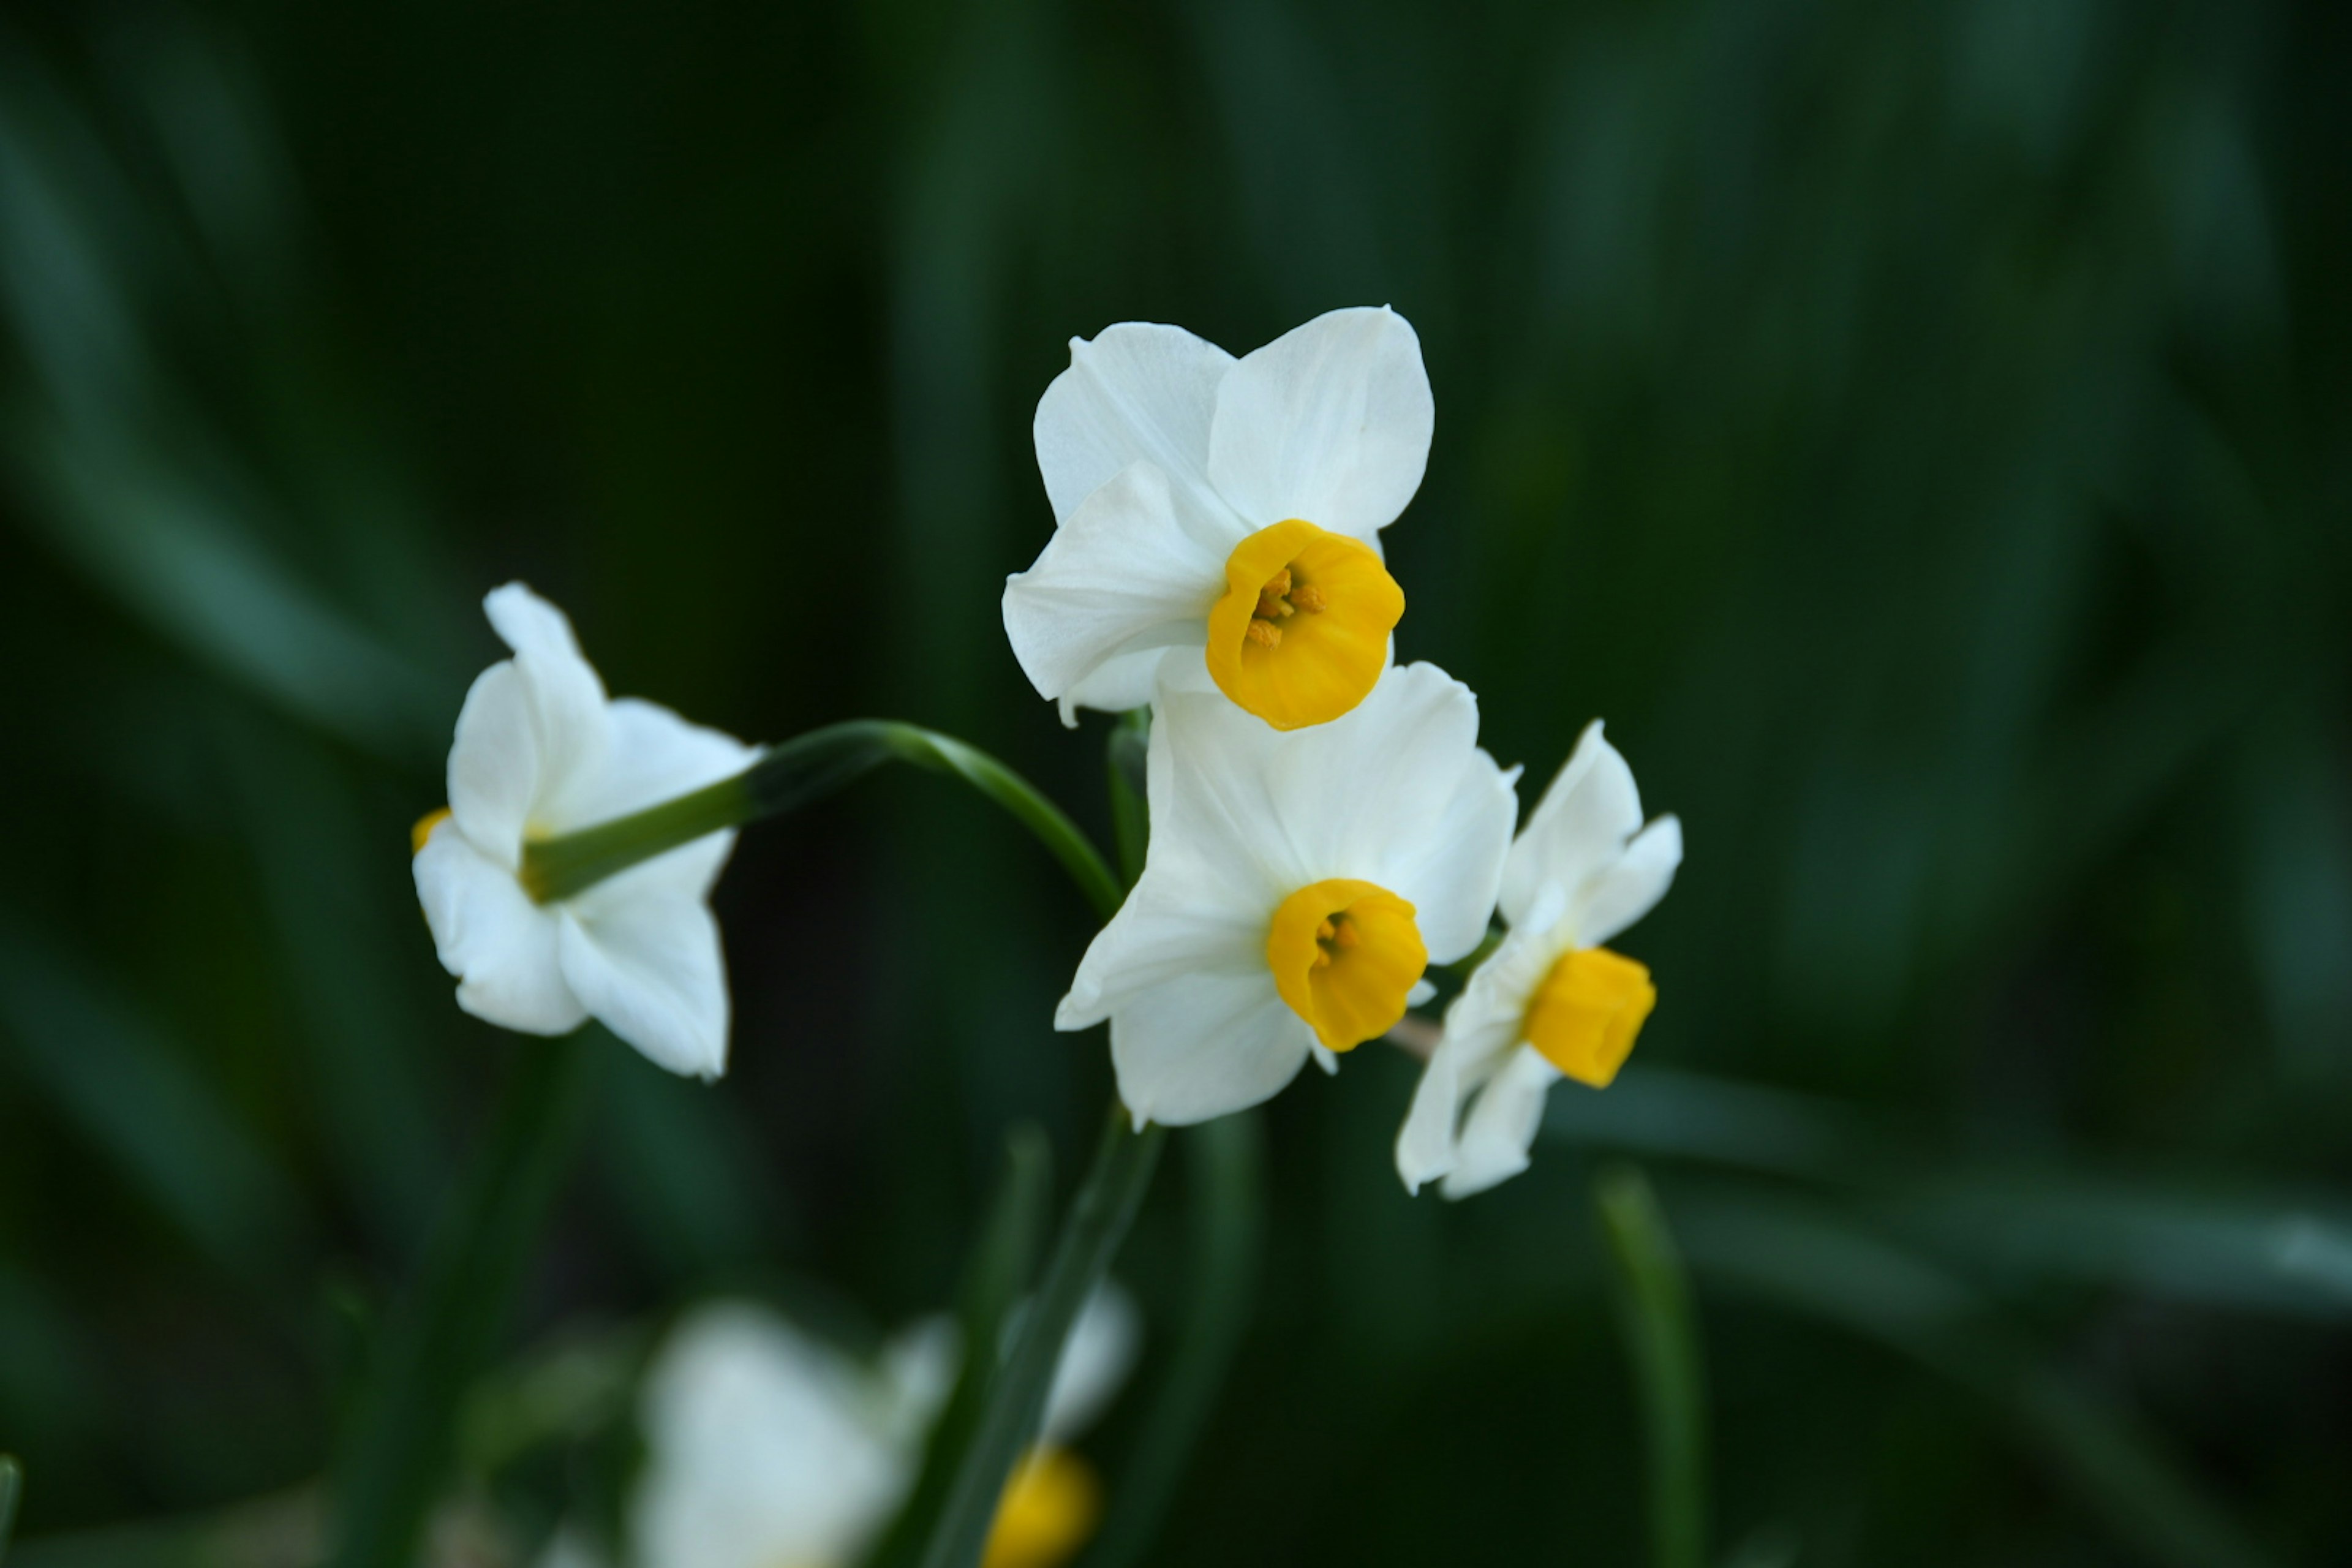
[410,306,1682,1204]
[1009,307,1683,1194]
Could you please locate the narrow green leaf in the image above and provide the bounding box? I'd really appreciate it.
[1106,709,1151,889]
[1084,1110,1264,1568]
[866,1125,1054,1568]
[1594,1166,1709,1568]
[919,1106,1164,1568]
[325,1030,608,1568]
[1675,1189,2282,1568]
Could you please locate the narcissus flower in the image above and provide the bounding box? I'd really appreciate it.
[1003,306,1433,731]
[1395,722,1681,1199]
[624,1288,1137,1568]
[412,583,755,1079]
[1059,659,1515,1126]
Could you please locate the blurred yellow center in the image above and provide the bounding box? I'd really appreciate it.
[1204,519,1403,731]
[1522,946,1656,1087]
[982,1446,1102,1568]
[410,807,452,854]
[1265,878,1427,1052]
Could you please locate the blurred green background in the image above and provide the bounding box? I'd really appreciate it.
[2,0,2349,1562]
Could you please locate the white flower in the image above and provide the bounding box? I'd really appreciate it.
[412,584,756,1079]
[630,1304,957,1568]
[1395,722,1681,1199]
[1058,658,1517,1127]
[627,1288,1135,1568]
[1003,306,1433,731]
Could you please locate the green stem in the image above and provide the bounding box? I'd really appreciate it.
[864,1128,1055,1568]
[0,1455,20,1567]
[326,1033,608,1568]
[1106,708,1151,888]
[1594,1165,1708,1568]
[919,1104,1166,1568]
[1082,1112,1264,1568]
[522,720,1123,923]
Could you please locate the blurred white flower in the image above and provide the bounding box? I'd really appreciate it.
[1059,659,1515,1126]
[412,583,756,1079]
[623,1287,1135,1568]
[1003,306,1431,731]
[1396,722,1681,1199]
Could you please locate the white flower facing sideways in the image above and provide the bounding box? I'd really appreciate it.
[1003,306,1433,732]
[412,584,756,1080]
[627,1286,1139,1568]
[1060,657,1517,1126]
[1396,722,1682,1199]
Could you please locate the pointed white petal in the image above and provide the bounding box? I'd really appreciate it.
[1002,461,1224,707]
[1059,644,1177,720]
[445,662,539,867]
[552,695,756,832]
[1206,306,1434,539]
[557,894,730,1079]
[1501,720,1643,927]
[1572,813,1684,950]
[1042,1281,1140,1445]
[876,1316,961,1449]
[1057,872,1265,1028]
[1107,970,1316,1126]
[413,821,586,1035]
[1439,1047,1560,1200]
[1395,1026,1466,1194]
[483,584,611,816]
[633,1303,910,1568]
[1033,322,1242,545]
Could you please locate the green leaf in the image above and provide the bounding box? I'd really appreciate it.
[1084,1110,1265,1568]
[1594,1166,1709,1568]
[0,1455,21,1568]
[918,1106,1164,1568]
[867,1125,1054,1568]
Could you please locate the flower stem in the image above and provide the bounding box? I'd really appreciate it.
[325,1032,608,1568]
[919,1102,1166,1568]
[522,720,1123,922]
[1082,1111,1264,1568]
[1595,1164,1709,1568]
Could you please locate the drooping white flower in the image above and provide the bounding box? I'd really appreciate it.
[1395,722,1681,1199]
[412,583,756,1079]
[625,1287,1136,1568]
[1059,658,1517,1127]
[1003,306,1433,731]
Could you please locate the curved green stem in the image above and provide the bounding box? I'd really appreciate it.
[0,1455,21,1567]
[919,1103,1166,1568]
[522,721,1122,923]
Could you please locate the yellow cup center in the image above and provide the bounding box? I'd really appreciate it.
[1205,519,1404,731]
[982,1445,1102,1568]
[1266,878,1427,1052]
[1522,946,1656,1087]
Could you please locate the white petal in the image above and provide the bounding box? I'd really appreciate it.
[1058,872,1265,1029]
[1033,322,1242,545]
[1107,970,1317,1127]
[1002,461,1224,707]
[483,583,611,819]
[1059,644,1175,722]
[1041,1281,1140,1445]
[445,662,538,868]
[552,696,756,833]
[1572,814,1684,950]
[633,1303,911,1568]
[1206,306,1434,539]
[413,822,586,1035]
[557,894,731,1079]
[1501,720,1643,927]
[876,1316,961,1449]
[1395,1025,1465,1194]
[1439,1047,1560,1200]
